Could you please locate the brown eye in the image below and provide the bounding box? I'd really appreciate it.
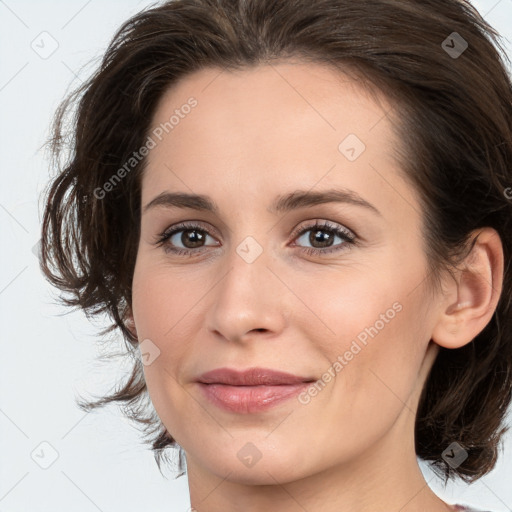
[175,229,207,248]
[156,222,220,255]
[292,221,356,255]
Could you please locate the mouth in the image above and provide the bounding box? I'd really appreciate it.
[196,367,316,414]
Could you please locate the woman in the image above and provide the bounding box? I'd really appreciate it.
[40,0,512,510]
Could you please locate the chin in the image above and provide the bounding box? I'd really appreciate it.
[189,438,312,485]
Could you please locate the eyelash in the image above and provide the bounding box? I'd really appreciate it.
[154,220,357,257]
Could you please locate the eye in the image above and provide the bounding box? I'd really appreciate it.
[155,221,220,256]
[154,219,357,257]
[290,220,356,256]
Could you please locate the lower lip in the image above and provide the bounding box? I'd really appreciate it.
[197,382,311,413]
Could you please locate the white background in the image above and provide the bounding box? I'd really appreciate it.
[1,1,511,511]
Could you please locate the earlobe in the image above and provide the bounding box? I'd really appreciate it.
[431,228,504,350]
[124,310,138,340]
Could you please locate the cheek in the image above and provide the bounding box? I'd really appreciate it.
[131,257,208,344]
[289,286,429,470]
[303,257,430,416]
[131,259,212,437]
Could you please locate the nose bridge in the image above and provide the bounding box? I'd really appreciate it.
[205,233,286,342]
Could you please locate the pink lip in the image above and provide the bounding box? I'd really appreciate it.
[196,367,315,414]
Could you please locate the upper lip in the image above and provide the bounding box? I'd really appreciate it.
[196,367,315,386]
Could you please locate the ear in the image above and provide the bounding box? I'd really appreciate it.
[431,227,504,349]
[124,308,138,340]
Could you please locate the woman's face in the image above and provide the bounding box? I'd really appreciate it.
[132,61,442,484]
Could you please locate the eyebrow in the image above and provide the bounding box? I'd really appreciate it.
[143,188,382,217]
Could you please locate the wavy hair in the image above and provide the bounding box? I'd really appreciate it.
[40,0,512,481]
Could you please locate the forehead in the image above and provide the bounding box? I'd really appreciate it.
[141,61,414,218]
[147,61,395,154]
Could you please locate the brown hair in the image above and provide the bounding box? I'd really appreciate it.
[40,0,512,482]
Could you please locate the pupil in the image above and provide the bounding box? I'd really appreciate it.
[183,229,204,248]
[311,229,332,247]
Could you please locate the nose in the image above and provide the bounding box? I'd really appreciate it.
[204,239,288,344]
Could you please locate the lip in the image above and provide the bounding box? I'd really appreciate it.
[196,367,315,414]
[197,367,313,386]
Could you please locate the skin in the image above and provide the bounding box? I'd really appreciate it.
[129,61,504,512]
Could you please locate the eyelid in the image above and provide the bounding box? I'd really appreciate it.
[157,220,218,239]
[289,219,355,241]
[156,219,353,242]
